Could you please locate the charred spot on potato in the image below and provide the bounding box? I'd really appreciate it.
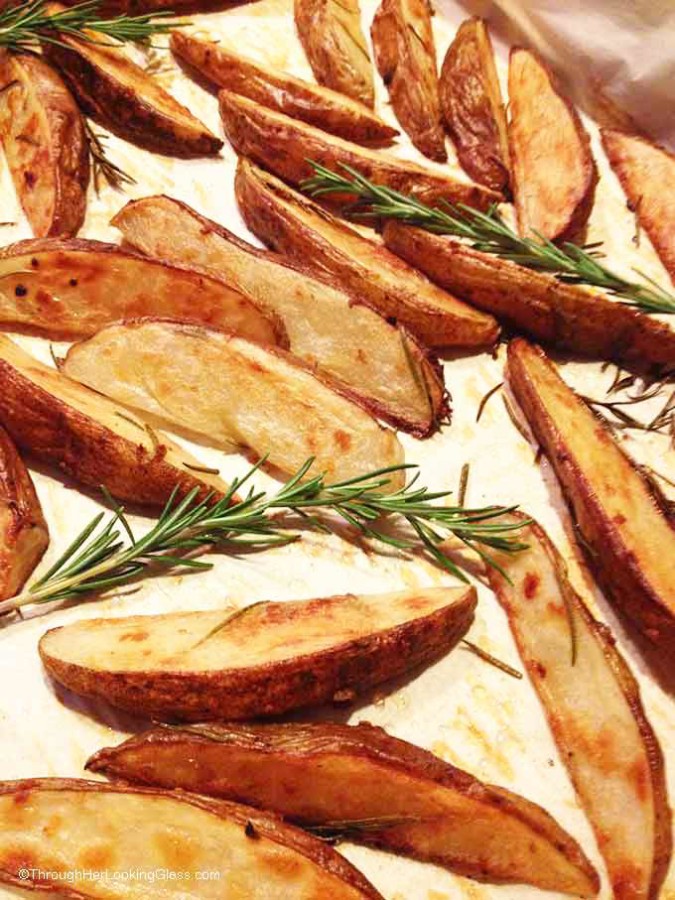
[14,285,27,298]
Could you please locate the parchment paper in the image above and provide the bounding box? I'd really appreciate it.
[0,3,673,899]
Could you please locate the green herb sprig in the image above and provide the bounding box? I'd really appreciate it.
[0,458,528,617]
[302,162,675,315]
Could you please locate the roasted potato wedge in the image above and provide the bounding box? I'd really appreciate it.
[294,0,374,108]
[602,128,675,284]
[63,319,406,484]
[0,237,283,342]
[382,223,675,370]
[43,12,222,158]
[219,90,499,210]
[439,18,510,196]
[0,335,228,506]
[89,720,599,896]
[508,48,597,242]
[507,339,675,646]
[0,778,383,899]
[371,0,446,161]
[40,586,476,720]
[235,159,498,350]
[0,51,89,238]
[488,513,671,900]
[0,426,48,600]
[171,33,397,147]
[112,194,447,437]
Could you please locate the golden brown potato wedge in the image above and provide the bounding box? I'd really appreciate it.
[508,48,597,242]
[0,335,228,506]
[89,720,599,896]
[43,12,222,158]
[171,33,397,147]
[382,223,675,370]
[439,18,510,196]
[63,319,406,485]
[295,0,374,108]
[0,778,383,900]
[0,426,48,600]
[0,237,283,343]
[507,339,675,646]
[602,129,675,284]
[371,0,446,161]
[488,513,671,900]
[0,51,89,238]
[235,160,498,349]
[219,90,499,210]
[40,586,476,720]
[112,194,447,437]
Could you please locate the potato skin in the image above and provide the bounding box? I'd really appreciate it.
[0,52,89,238]
[382,222,675,370]
[0,426,48,600]
[171,33,397,147]
[439,18,510,196]
[371,0,446,161]
[294,0,374,107]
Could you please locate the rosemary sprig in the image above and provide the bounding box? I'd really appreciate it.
[0,0,182,51]
[84,120,136,193]
[0,458,528,616]
[301,162,675,315]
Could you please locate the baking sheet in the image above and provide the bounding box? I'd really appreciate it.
[0,2,674,898]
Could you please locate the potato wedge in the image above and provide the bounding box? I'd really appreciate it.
[171,33,397,147]
[235,159,498,350]
[0,238,283,343]
[0,51,89,238]
[439,18,510,196]
[112,194,447,437]
[508,48,597,242]
[63,319,405,484]
[0,335,228,506]
[0,778,383,899]
[487,513,671,900]
[43,13,222,158]
[89,720,599,896]
[219,90,499,210]
[40,586,476,720]
[371,0,446,161]
[602,129,675,284]
[0,426,48,600]
[507,339,675,646]
[294,0,374,108]
[382,222,675,370]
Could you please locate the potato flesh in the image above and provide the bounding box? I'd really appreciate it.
[488,516,670,900]
[0,239,281,342]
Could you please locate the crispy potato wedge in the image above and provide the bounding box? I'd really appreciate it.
[235,159,499,349]
[89,721,599,895]
[0,426,48,600]
[439,18,510,196]
[63,319,405,484]
[507,339,675,646]
[43,13,222,158]
[112,195,447,437]
[0,237,283,343]
[488,513,671,900]
[0,778,383,899]
[382,222,675,369]
[508,48,597,242]
[602,129,675,284]
[294,0,374,108]
[219,90,499,210]
[0,335,228,506]
[40,586,476,720]
[0,51,89,238]
[371,0,446,161]
[171,33,397,147]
